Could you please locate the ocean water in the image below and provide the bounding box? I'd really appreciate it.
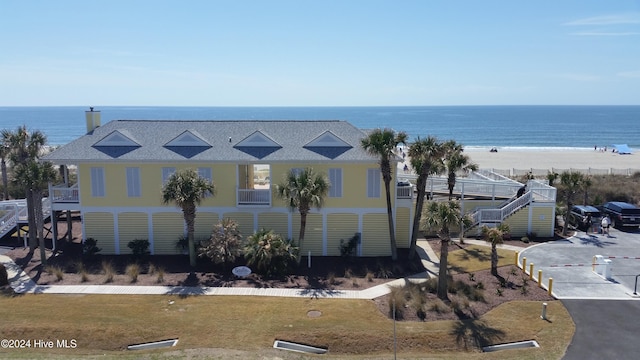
[0,105,639,150]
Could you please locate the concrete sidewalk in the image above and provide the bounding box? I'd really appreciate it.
[0,239,443,299]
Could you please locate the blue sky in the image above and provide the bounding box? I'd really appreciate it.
[1,0,639,106]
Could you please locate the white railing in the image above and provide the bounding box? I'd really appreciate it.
[237,188,271,206]
[49,183,79,203]
[396,185,413,199]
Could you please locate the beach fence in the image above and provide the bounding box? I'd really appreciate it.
[483,168,640,177]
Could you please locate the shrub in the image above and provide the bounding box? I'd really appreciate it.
[46,266,64,281]
[243,229,298,276]
[156,267,165,283]
[102,261,115,283]
[82,238,101,259]
[430,299,451,313]
[0,263,8,286]
[198,218,243,266]
[388,286,407,319]
[339,233,359,257]
[126,264,140,283]
[127,239,150,261]
[365,271,375,282]
[175,236,189,254]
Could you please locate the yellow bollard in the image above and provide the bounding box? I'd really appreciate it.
[515,251,519,266]
[522,257,527,271]
[529,263,534,279]
[548,277,553,295]
[538,270,542,287]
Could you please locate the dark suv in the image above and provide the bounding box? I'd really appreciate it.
[600,202,640,229]
[568,205,602,230]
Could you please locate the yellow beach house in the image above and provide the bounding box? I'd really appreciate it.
[42,110,414,256]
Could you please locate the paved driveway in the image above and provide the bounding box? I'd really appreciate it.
[520,228,640,299]
[562,300,640,360]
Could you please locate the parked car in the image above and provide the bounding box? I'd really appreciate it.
[600,202,640,229]
[568,205,602,230]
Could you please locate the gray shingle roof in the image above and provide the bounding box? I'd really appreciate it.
[42,120,380,164]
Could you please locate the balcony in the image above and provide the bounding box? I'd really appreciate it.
[237,188,271,206]
[49,183,79,203]
[396,179,414,199]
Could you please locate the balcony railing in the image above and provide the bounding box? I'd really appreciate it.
[237,188,271,206]
[396,185,413,199]
[49,183,79,203]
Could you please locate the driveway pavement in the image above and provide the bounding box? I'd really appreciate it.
[520,228,640,299]
[562,299,640,360]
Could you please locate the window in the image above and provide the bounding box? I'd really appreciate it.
[367,168,381,198]
[90,167,105,197]
[198,167,213,197]
[197,167,212,182]
[162,167,176,184]
[328,168,342,198]
[291,167,303,177]
[126,167,141,197]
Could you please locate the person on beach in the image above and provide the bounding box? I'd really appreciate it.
[601,215,611,236]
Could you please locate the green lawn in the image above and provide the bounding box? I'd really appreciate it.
[0,291,573,359]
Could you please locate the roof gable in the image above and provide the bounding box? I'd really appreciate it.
[164,130,212,158]
[233,130,282,159]
[92,130,141,158]
[303,130,353,159]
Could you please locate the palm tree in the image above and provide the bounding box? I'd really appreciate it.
[443,140,478,200]
[407,136,446,259]
[421,200,471,301]
[162,168,216,267]
[481,225,505,276]
[0,140,10,200]
[559,171,587,236]
[361,128,408,261]
[12,160,58,265]
[275,167,329,262]
[3,126,48,250]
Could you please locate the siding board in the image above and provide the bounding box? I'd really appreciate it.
[327,213,358,256]
[362,213,390,256]
[152,212,184,254]
[118,212,149,254]
[84,212,115,254]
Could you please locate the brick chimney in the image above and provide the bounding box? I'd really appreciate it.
[85,107,101,133]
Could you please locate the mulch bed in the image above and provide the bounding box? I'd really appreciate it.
[2,218,565,322]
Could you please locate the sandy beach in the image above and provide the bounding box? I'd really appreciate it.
[466,148,638,174]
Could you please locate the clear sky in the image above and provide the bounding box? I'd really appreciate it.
[1,0,639,106]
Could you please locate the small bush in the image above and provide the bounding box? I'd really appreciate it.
[468,273,476,282]
[0,263,8,286]
[496,288,504,296]
[82,238,101,258]
[351,278,359,288]
[199,218,243,266]
[344,268,353,279]
[126,264,140,283]
[148,263,157,275]
[339,233,359,257]
[46,266,64,281]
[327,272,338,285]
[102,261,115,283]
[156,267,165,283]
[365,271,375,282]
[520,285,529,295]
[243,229,299,276]
[430,299,451,313]
[388,286,407,319]
[80,269,89,283]
[476,281,485,290]
[127,239,150,261]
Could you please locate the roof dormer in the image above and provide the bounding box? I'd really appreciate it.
[164,130,212,158]
[233,130,282,159]
[303,130,353,159]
